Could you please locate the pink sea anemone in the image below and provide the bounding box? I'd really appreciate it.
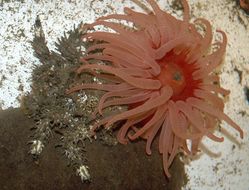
[67,0,243,177]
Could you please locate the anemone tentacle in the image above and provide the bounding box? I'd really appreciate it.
[68,0,243,177]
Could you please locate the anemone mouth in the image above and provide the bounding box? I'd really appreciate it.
[157,62,186,97]
[157,50,201,101]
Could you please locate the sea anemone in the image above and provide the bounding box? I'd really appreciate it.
[67,0,243,177]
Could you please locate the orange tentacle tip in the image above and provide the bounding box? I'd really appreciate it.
[240,0,249,12]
